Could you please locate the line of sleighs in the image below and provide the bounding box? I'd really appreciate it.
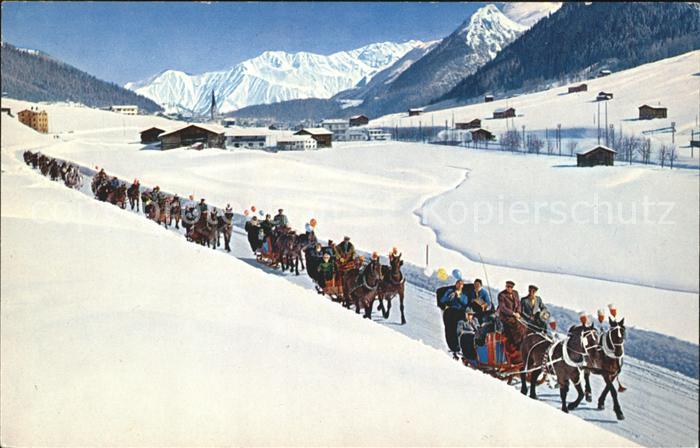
[23,151,83,189]
[436,278,628,420]
[22,150,627,420]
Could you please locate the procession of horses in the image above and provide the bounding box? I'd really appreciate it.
[22,150,627,421]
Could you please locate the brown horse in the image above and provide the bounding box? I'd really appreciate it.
[271,230,305,274]
[188,211,217,248]
[169,197,182,229]
[377,253,406,324]
[583,318,627,420]
[157,196,171,228]
[127,183,140,211]
[545,325,599,414]
[39,156,51,176]
[519,318,553,399]
[343,258,384,318]
[23,150,33,165]
[48,160,61,181]
[106,184,127,208]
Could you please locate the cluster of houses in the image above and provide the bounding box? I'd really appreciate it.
[319,115,392,142]
[140,123,336,151]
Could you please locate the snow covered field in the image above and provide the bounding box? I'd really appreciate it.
[372,51,700,166]
[2,100,695,344]
[1,148,639,446]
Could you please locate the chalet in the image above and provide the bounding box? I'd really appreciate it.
[349,115,369,127]
[455,119,481,130]
[17,108,49,133]
[470,128,495,142]
[408,108,424,117]
[484,95,494,103]
[277,135,318,151]
[639,104,667,120]
[221,118,237,127]
[140,127,166,144]
[577,145,616,167]
[598,69,612,77]
[597,91,614,101]
[158,124,225,150]
[493,107,515,119]
[110,105,138,115]
[568,83,588,93]
[295,127,333,148]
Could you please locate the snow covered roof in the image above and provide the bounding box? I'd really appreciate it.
[494,107,515,113]
[321,118,349,124]
[159,123,225,137]
[638,104,666,110]
[224,126,285,137]
[408,107,425,112]
[577,145,617,156]
[350,114,368,120]
[296,127,333,135]
[277,135,314,142]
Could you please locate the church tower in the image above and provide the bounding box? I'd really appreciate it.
[210,90,216,122]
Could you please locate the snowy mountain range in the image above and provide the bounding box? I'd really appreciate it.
[233,2,553,121]
[125,41,423,115]
[126,3,560,117]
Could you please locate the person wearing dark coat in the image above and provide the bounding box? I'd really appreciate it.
[497,280,523,351]
[306,243,325,283]
[457,307,481,364]
[439,279,470,357]
[245,216,262,252]
[520,285,549,331]
[316,253,336,289]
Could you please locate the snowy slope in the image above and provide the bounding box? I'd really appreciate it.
[125,41,423,115]
[372,50,700,164]
[500,2,562,27]
[3,98,697,345]
[0,150,636,447]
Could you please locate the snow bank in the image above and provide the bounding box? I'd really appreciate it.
[0,152,634,446]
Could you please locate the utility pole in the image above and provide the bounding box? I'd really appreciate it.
[671,121,676,144]
[597,101,601,145]
[522,125,526,152]
[557,123,562,156]
[605,100,609,146]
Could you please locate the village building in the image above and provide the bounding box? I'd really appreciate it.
[493,107,516,119]
[470,128,495,142]
[367,128,392,141]
[1,107,13,117]
[455,119,481,130]
[110,105,138,115]
[484,95,494,103]
[349,115,369,127]
[598,69,612,77]
[17,107,49,133]
[158,124,225,150]
[568,83,588,93]
[408,108,424,117]
[321,119,349,138]
[638,104,667,120]
[220,118,237,127]
[140,126,166,144]
[276,135,318,151]
[577,145,616,167]
[295,128,333,148]
[597,91,614,101]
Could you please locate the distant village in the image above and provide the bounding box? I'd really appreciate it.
[5,67,692,169]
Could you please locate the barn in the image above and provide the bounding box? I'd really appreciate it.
[295,128,333,148]
[349,115,369,127]
[484,95,494,103]
[140,127,166,144]
[493,107,515,119]
[408,108,424,117]
[455,119,481,130]
[639,105,667,120]
[568,84,588,93]
[577,145,616,167]
[470,128,495,142]
[158,124,225,150]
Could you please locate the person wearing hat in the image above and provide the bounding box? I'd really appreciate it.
[520,285,549,331]
[568,311,592,335]
[470,278,493,323]
[334,236,356,266]
[596,309,609,332]
[497,281,523,350]
[273,208,289,229]
[316,252,336,290]
[457,306,481,366]
[244,215,262,253]
[439,279,470,357]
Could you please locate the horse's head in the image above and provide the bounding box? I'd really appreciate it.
[390,253,403,273]
[369,258,384,281]
[607,318,626,357]
[569,325,598,356]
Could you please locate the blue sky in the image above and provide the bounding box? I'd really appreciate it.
[1,2,485,86]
